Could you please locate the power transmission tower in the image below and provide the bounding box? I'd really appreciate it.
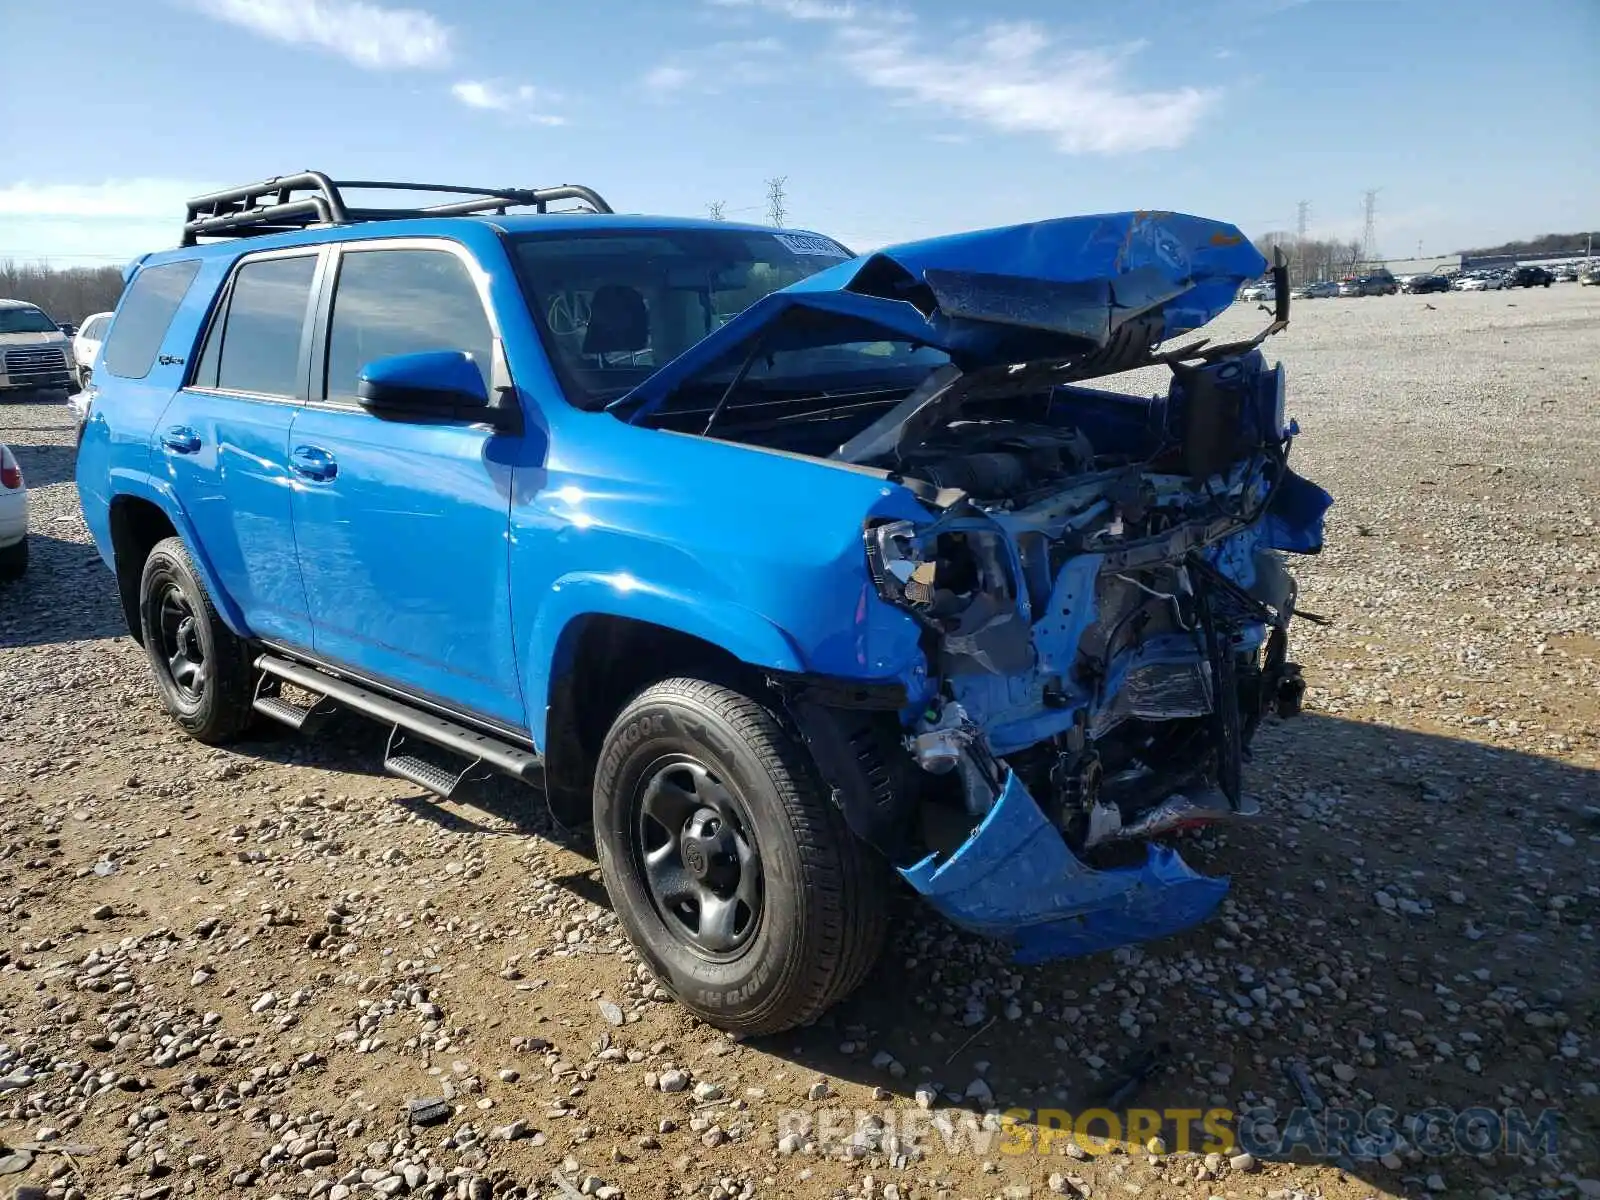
[1295,201,1310,283]
[764,176,788,228]
[1361,189,1379,265]
[706,201,726,221]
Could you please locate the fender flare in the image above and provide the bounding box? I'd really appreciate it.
[107,468,250,637]
[522,571,806,747]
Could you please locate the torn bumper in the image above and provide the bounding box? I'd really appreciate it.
[898,770,1228,964]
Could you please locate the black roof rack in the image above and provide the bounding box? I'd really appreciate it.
[181,171,614,246]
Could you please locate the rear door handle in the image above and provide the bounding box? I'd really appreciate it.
[160,426,201,454]
[290,445,337,482]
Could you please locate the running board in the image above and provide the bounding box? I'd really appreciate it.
[253,654,543,785]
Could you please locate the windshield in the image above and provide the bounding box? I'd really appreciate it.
[0,306,59,335]
[511,227,946,410]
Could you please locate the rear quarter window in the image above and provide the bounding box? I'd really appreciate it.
[102,260,202,380]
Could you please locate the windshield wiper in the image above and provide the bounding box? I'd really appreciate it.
[700,316,786,438]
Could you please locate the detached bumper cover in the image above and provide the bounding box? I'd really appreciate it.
[899,771,1229,964]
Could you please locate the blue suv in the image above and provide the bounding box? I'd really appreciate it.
[77,173,1330,1034]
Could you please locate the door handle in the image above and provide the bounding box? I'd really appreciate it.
[290,445,337,482]
[160,425,201,454]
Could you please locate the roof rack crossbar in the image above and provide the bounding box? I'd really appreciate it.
[180,173,612,245]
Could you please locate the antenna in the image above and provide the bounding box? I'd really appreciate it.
[764,176,788,228]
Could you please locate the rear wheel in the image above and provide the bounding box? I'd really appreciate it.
[138,536,256,743]
[593,678,890,1035]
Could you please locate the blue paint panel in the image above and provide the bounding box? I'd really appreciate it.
[899,771,1229,962]
[509,410,934,747]
[156,390,309,646]
[287,404,525,727]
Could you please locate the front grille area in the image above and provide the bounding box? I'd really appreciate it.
[3,346,70,383]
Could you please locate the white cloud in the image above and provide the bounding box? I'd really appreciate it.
[450,80,566,125]
[0,179,217,220]
[0,179,222,263]
[838,20,1216,154]
[707,0,857,20]
[192,0,452,69]
[642,64,695,94]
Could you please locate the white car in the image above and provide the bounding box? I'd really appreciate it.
[0,443,27,580]
[72,311,114,390]
[1456,275,1489,291]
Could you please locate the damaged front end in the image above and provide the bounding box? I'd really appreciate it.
[623,211,1332,960]
[855,342,1330,958]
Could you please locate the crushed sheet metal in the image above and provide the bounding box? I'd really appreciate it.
[899,771,1229,964]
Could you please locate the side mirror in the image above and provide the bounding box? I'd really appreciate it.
[357,350,491,415]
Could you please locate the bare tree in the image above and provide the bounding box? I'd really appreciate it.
[706,201,727,221]
[0,261,125,323]
[764,176,788,228]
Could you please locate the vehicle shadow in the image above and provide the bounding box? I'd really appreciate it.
[11,440,79,491]
[692,714,1596,1191]
[0,533,124,646]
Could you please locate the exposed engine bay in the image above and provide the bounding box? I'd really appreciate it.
[850,345,1327,865]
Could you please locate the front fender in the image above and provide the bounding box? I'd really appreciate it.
[522,571,808,747]
[106,468,250,637]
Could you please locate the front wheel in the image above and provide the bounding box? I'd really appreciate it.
[138,536,257,743]
[593,678,890,1035]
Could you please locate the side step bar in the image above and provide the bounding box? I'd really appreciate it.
[253,654,543,786]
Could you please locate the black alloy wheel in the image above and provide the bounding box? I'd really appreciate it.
[635,758,763,957]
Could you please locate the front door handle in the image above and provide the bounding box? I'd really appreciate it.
[161,425,201,454]
[290,445,337,482]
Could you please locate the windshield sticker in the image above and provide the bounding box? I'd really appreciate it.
[775,233,850,259]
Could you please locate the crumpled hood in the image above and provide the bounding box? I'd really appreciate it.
[618,211,1268,422]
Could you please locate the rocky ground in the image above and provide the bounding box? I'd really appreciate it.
[1,286,1596,1200]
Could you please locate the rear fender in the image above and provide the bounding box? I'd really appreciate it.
[107,469,249,637]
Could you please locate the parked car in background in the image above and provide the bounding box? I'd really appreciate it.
[76,171,1329,1034]
[1456,274,1490,291]
[1509,266,1553,288]
[0,300,76,395]
[1402,274,1451,294]
[1581,266,1600,286]
[58,322,79,338]
[1238,281,1273,302]
[1554,266,1579,282]
[1338,279,1363,296]
[1296,280,1339,299]
[72,311,114,390]
[0,443,27,580]
[1356,269,1398,295]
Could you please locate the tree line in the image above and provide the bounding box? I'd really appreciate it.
[1461,232,1597,257]
[1250,233,1366,285]
[0,261,126,325]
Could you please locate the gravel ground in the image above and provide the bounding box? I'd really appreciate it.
[1,286,1597,1200]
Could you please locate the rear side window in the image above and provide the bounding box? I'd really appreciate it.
[324,248,492,401]
[194,255,317,397]
[102,260,201,380]
[84,315,111,340]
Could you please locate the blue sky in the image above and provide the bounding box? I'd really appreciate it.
[0,0,1594,265]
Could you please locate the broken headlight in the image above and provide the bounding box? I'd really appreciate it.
[866,519,1017,621]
